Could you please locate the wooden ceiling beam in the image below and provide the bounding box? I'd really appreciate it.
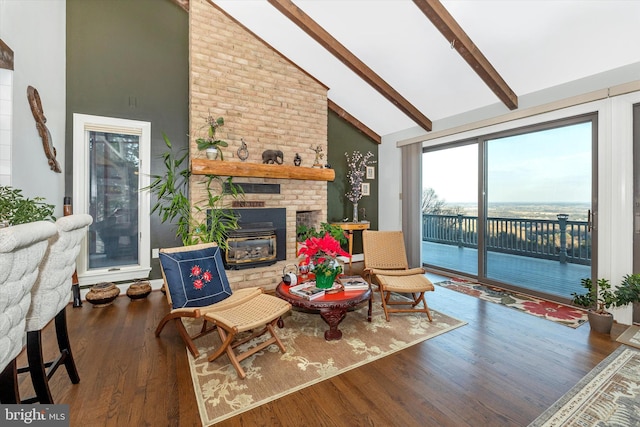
[413,0,518,110]
[268,0,433,132]
[328,100,381,144]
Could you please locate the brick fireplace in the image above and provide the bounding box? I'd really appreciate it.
[189,0,330,290]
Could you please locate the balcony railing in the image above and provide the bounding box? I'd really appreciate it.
[422,214,591,265]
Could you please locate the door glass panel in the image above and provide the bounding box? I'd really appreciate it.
[485,122,592,299]
[422,143,478,276]
[89,131,140,269]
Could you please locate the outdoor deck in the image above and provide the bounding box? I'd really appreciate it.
[422,240,590,299]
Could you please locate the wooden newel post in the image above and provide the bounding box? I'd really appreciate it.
[64,196,83,307]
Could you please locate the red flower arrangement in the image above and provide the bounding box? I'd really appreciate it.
[297,233,350,279]
[190,264,213,290]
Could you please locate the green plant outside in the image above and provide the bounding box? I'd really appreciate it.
[0,186,55,225]
[144,133,242,248]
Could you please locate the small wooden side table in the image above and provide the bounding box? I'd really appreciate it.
[332,221,370,273]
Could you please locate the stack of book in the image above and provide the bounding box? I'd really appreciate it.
[289,282,325,300]
[339,275,370,291]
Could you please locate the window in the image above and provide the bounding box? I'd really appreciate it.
[73,114,150,284]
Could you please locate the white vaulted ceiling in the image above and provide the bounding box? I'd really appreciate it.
[212,0,640,138]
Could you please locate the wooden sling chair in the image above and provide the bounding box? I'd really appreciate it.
[362,230,434,322]
[156,243,291,378]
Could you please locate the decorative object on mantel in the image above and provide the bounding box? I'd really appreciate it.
[236,138,249,161]
[86,282,121,307]
[27,86,61,173]
[294,153,302,166]
[311,145,324,168]
[298,232,350,289]
[126,279,152,300]
[345,151,376,222]
[196,115,228,160]
[262,149,284,164]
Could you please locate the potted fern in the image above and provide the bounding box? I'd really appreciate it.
[571,277,616,334]
[196,116,228,160]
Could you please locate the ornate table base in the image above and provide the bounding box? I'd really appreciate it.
[276,282,372,341]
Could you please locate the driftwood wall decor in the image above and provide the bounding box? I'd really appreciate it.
[0,39,14,70]
[27,85,61,173]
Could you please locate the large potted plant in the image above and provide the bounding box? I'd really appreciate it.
[196,115,228,160]
[572,277,616,334]
[145,133,241,248]
[614,273,640,324]
[0,186,55,226]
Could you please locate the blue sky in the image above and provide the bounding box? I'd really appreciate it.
[422,122,592,204]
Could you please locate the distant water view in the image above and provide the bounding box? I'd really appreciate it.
[445,202,591,222]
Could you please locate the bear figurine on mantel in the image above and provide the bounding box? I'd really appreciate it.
[262,149,284,164]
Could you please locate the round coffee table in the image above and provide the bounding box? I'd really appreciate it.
[276,282,372,341]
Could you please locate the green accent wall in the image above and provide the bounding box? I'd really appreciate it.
[327,110,379,253]
[66,0,188,279]
[65,0,377,276]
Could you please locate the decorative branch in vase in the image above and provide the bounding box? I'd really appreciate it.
[345,150,375,223]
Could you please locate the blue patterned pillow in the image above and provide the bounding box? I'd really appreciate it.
[159,246,232,309]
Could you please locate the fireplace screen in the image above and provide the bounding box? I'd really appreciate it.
[225,223,277,269]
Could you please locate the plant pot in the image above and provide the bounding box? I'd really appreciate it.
[205,147,218,160]
[587,310,614,334]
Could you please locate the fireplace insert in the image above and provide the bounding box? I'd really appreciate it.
[225,222,277,269]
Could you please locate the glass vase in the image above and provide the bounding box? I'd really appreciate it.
[352,202,359,223]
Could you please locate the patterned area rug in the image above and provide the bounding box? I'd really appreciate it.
[186,295,466,426]
[616,325,640,350]
[435,278,588,328]
[529,345,640,426]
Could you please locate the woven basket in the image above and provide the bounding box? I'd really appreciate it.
[86,282,120,307]
[126,280,152,300]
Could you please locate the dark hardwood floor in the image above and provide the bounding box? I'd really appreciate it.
[19,275,626,427]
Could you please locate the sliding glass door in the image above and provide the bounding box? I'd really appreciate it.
[422,115,596,302]
[422,143,478,277]
[484,118,594,299]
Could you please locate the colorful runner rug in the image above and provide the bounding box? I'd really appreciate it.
[435,278,588,328]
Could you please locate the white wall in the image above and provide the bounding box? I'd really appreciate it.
[0,0,66,215]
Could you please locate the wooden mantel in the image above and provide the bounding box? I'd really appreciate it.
[191,159,335,181]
